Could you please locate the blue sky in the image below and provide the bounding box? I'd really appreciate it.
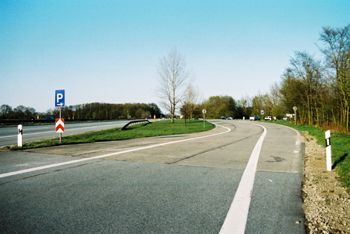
[1,0,350,113]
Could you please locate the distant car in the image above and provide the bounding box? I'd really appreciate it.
[250,115,261,121]
[264,116,272,121]
[221,116,227,120]
[43,116,54,121]
[283,116,289,121]
[273,117,277,121]
[227,117,233,120]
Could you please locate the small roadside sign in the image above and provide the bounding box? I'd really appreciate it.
[55,119,64,133]
[261,110,264,115]
[202,109,207,114]
[55,90,65,107]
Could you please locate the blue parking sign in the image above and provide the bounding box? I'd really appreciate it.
[55,90,65,107]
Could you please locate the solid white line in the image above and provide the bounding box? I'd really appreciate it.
[0,124,231,179]
[219,123,267,234]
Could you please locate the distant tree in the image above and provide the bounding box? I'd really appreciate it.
[24,107,36,119]
[201,95,237,119]
[269,83,283,118]
[0,104,13,119]
[237,95,251,119]
[180,102,191,126]
[216,104,230,117]
[251,94,263,116]
[156,48,191,123]
[181,83,200,120]
[148,103,162,118]
[279,52,325,125]
[13,106,26,119]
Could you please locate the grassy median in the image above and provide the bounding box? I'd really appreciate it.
[5,119,215,150]
[274,120,350,191]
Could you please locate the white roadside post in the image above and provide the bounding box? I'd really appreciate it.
[202,109,207,128]
[325,130,332,171]
[17,124,23,147]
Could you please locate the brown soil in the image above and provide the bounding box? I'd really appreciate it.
[301,132,350,233]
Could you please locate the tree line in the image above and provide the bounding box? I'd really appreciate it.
[0,103,163,120]
[248,24,350,131]
[177,24,350,132]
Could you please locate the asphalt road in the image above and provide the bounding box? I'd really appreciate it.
[0,121,130,147]
[0,120,305,233]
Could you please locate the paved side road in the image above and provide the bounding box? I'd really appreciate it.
[0,120,305,233]
[0,121,130,147]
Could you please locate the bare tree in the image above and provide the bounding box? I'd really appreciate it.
[319,24,350,127]
[183,83,199,119]
[156,48,190,123]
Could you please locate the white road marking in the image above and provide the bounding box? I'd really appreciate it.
[0,124,231,179]
[220,123,267,234]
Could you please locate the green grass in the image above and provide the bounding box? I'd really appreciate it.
[274,120,350,191]
[5,119,215,150]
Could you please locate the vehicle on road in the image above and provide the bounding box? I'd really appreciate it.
[250,115,261,121]
[283,116,289,121]
[43,116,54,121]
[264,116,272,121]
[221,116,227,120]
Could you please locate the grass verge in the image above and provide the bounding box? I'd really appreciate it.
[274,120,350,191]
[4,119,215,150]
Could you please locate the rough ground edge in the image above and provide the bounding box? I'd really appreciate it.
[301,132,350,233]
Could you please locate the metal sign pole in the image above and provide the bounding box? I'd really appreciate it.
[204,113,205,128]
[55,90,65,143]
[202,109,207,128]
[293,106,297,125]
[59,107,62,143]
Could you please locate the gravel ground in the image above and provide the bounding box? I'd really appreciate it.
[301,132,350,233]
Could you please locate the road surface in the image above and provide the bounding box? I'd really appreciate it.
[0,121,130,147]
[0,120,305,233]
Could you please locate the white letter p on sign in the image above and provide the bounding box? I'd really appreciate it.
[57,93,63,103]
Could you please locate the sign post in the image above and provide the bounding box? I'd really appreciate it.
[56,118,65,143]
[202,109,207,128]
[55,90,65,143]
[293,106,297,125]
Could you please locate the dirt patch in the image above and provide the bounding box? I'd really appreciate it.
[301,132,350,233]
